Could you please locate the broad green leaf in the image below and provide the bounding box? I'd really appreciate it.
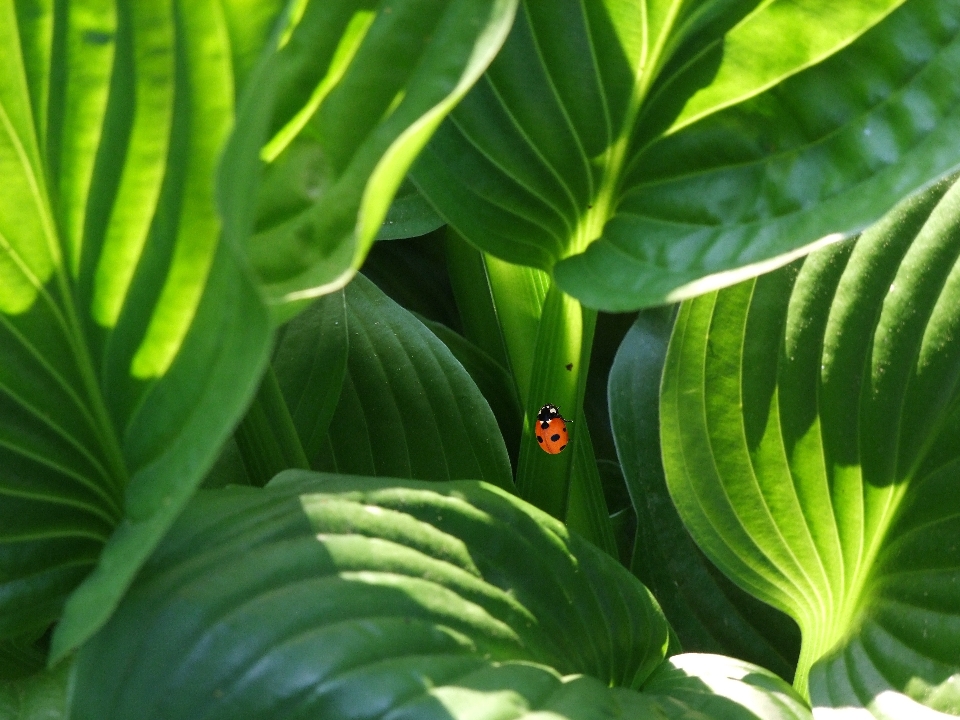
[233,0,519,311]
[69,473,808,719]
[661,177,960,712]
[295,275,514,490]
[610,310,800,681]
[234,292,350,488]
[0,661,69,720]
[0,1,273,660]
[376,177,444,241]
[271,290,348,464]
[413,0,960,310]
[643,654,811,719]
[419,317,524,470]
[70,474,667,716]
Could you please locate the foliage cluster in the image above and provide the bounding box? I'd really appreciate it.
[1,1,959,718]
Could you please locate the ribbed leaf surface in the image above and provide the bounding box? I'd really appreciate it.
[298,275,514,489]
[70,472,808,719]
[414,0,960,310]
[609,311,801,680]
[236,0,518,308]
[0,0,273,659]
[661,177,960,713]
[71,473,668,718]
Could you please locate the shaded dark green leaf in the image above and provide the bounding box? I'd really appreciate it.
[308,275,513,489]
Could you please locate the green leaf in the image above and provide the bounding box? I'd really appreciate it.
[414,0,960,310]
[70,473,810,719]
[610,309,800,681]
[292,274,514,490]
[418,317,524,470]
[660,176,960,712]
[375,177,444,241]
[0,1,273,660]
[0,661,69,720]
[271,289,348,464]
[233,0,519,311]
[643,654,811,720]
[69,474,665,717]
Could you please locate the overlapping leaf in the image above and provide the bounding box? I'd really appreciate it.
[414,0,960,310]
[0,0,274,660]
[235,0,519,311]
[661,177,960,713]
[279,275,514,489]
[70,472,808,719]
[610,309,801,681]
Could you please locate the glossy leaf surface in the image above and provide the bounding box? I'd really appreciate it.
[0,0,273,659]
[661,177,960,712]
[376,178,445,241]
[70,472,807,719]
[237,0,518,309]
[297,275,514,489]
[610,310,800,681]
[414,0,960,310]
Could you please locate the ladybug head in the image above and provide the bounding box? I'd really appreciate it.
[537,404,561,423]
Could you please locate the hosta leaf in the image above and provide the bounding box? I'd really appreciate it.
[610,310,801,680]
[0,0,273,659]
[287,275,514,489]
[414,0,960,310]
[661,177,960,713]
[643,654,811,720]
[271,290,348,465]
[375,177,444,241]
[70,473,672,719]
[235,0,518,310]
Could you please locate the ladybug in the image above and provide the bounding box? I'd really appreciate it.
[535,404,569,454]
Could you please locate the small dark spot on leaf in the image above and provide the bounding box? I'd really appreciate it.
[565,363,573,371]
[83,29,114,45]
[550,433,560,442]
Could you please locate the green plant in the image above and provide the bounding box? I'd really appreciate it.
[1,0,959,718]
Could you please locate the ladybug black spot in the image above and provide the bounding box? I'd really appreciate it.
[540,420,550,430]
[537,436,543,443]
[550,433,560,442]
[559,443,567,451]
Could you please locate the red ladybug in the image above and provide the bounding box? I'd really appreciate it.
[535,404,569,454]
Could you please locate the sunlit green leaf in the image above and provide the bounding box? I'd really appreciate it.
[661,177,960,712]
[232,0,519,311]
[0,1,274,660]
[610,309,800,681]
[414,0,960,310]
